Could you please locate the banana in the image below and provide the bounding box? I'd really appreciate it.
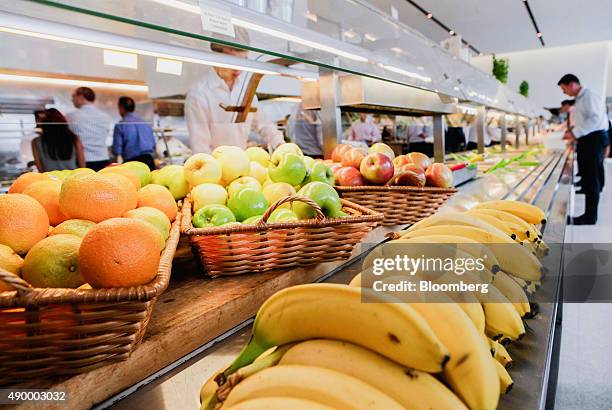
[224,397,334,410]
[224,284,449,376]
[222,365,404,410]
[408,301,500,409]
[399,224,543,281]
[403,211,515,240]
[348,272,361,287]
[493,359,514,394]
[279,339,468,410]
[473,200,547,225]
[469,208,538,242]
[491,339,512,368]
[492,270,531,317]
[465,210,517,240]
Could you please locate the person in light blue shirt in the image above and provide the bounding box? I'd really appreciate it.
[112,97,156,170]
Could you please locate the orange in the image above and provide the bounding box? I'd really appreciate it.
[8,172,52,194]
[0,244,24,292]
[102,173,138,212]
[22,179,68,226]
[137,184,178,222]
[79,218,160,288]
[99,166,141,190]
[0,194,49,254]
[59,174,128,223]
[50,219,96,238]
[22,234,83,288]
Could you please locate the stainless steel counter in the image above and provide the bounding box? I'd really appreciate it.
[100,148,571,410]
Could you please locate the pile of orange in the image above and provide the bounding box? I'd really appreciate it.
[0,162,178,291]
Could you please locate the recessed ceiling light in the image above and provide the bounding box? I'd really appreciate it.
[426,13,433,19]
[364,33,377,42]
[391,47,403,53]
[343,30,357,39]
[304,10,318,23]
[536,32,542,38]
[449,30,455,35]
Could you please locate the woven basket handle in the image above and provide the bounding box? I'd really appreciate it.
[258,195,325,225]
[0,266,33,294]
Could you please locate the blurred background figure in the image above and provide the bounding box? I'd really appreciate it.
[287,103,323,158]
[112,96,156,170]
[32,108,85,172]
[348,112,381,145]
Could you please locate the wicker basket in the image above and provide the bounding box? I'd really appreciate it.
[0,214,181,385]
[335,185,457,226]
[181,195,383,278]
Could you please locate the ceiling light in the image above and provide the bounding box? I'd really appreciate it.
[150,0,369,63]
[304,11,318,23]
[391,47,403,53]
[449,30,455,36]
[536,32,542,38]
[380,64,432,83]
[343,30,357,39]
[426,13,433,19]
[103,49,138,69]
[364,33,377,42]
[0,73,148,91]
[156,58,183,75]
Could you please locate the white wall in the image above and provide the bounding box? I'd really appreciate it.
[472,41,611,108]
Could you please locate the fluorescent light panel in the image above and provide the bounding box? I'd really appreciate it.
[380,64,432,83]
[156,58,183,75]
[103,49,138,69]
[0,73,148,91]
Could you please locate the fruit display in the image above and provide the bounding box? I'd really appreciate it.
[186,144,344,228]
[329,143,453,187]
[0,161,178,291]
[199,199,548,409]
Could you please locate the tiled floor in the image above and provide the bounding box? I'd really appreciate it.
[555,159,612,409]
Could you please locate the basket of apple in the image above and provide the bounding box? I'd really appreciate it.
[179,144,383,278]
[331,143,457,226]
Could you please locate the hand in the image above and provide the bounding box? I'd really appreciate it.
[562,131,574,141]
[117,155,124,164]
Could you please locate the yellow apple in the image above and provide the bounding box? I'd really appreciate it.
[227,176,262,198]
[212,145,250,186]
[249,161,268,184]
[184,153,222,186]
[262,182,296,209]
[191,183,228,211]
[246,146,270,167]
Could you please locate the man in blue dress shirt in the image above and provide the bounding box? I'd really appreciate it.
[112,96,156,170]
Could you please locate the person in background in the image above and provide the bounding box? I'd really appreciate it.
[348,113,381,145]
[112,97,156,170]
[288,103,323,158]
[66,87,112,171]
[466,116,491,150]
[487,118,501,146]
[32,108,85,172]
[185,29,283,153]
[558,73,609,225]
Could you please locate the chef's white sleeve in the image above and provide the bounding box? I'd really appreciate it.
[185,93,213,154]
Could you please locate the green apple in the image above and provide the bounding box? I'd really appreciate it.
[191,183,228,211]
[246,146,270,167]
[227,176,262,198]
[192,204,236,228]
[212,145,250,186]
[184,153,222,186]
[153,165,189,200]
[271,143,303,163]
[293,181,346,219]
[368,142,395,160]
[262,182,296,209]
[242,215,263,225]
[122,161,152,186]
[267,208,298,223]
[249,161,268,184]
[268,153,307,186]
[124,207,171,245]
[262,177,274,188]
[227,187,269,222]
[303,156,315,170]
[303,162,335,186]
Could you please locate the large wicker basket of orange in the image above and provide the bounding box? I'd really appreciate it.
[0,165,181,384]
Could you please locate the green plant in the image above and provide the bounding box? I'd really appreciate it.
[492,55,509,84]
[519,81,529,97]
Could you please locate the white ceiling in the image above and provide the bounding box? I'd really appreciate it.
[369,0,612,54]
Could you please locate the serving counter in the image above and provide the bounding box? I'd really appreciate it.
[11,147,568,410]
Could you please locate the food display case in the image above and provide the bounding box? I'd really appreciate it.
[0,1,570,409]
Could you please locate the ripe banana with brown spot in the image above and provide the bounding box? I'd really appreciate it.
[493,359,514,394]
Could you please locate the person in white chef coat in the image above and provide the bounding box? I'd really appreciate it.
[185,31,284,154]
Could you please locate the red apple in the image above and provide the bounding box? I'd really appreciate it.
[393,155,411,169]
[336,166,365,186]
[341,147,365,169]
[330,163,343,176]
[392,164,426,187]
[406,152,432,171]
[369,142,395,160]
[360,153,394,185]
[331,144,351,162]
[425,163,453,188]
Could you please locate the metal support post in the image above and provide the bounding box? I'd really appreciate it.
[476,106,486,153]
[433,114,445,163]
[319,68,343,159]
[500,114,507,152]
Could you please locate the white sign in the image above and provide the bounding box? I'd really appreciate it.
[199,0,235,37]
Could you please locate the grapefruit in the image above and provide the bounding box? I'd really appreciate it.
[102,173,138,212]
[0,194,49,254]
[8,172,52,194]
[50,219,96,238]
[79,218,161,288]
[59,174,127,223]
[137,184,178,222]
[0,244,24,292]
[22,179,68,226]
[22,234,83,288]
